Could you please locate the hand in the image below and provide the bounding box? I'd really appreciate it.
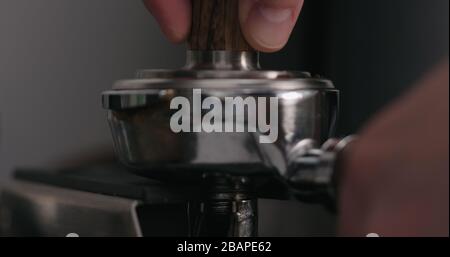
[339,60,449,236]
[143,0,304,52]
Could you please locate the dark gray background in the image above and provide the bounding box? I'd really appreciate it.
[0,0,184,180]
[0,0,448,236]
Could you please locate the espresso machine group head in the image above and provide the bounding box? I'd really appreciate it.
[101,0,354,237]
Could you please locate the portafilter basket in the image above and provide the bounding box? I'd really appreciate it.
[102,0,353,204]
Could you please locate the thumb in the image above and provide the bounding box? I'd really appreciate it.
[143,0,191,43]
[239,0,304,52]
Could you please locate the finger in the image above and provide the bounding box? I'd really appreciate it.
[143,0,191,43]
[239,0,304,52]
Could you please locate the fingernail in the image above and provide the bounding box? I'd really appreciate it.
[243,3,297,51]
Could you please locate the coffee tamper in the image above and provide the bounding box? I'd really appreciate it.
[102,0,354,237]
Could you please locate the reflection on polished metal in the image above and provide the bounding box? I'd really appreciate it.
[102,51,339,181]
[184,51,260,70]
[190,175,258,237]
[287,136,357,207]
[102,49,343,237]
[195,199,257,237]
[192,196,258,237]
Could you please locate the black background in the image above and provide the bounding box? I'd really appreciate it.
[262,0,449,135]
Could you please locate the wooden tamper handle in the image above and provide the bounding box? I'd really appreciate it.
[189,0,253,51]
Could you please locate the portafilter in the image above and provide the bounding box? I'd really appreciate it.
[102,0,354,213]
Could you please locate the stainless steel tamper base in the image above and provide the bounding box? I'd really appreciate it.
[102,51,347,236]
[103,50,341,188]
[102,51,339,180]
